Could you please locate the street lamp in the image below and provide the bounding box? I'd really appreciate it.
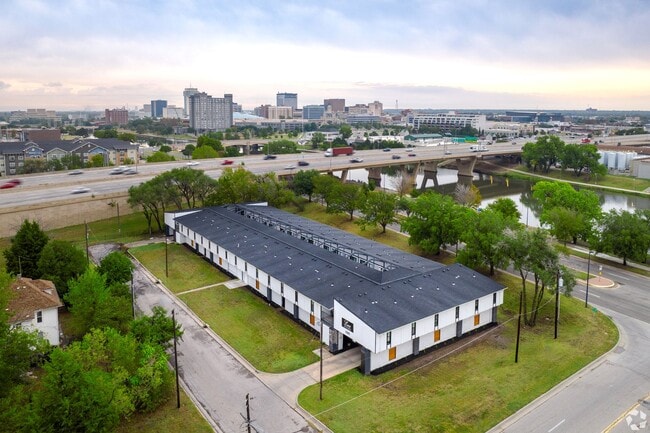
[554,274,563,339]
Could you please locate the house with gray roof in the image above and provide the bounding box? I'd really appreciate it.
[165,203,505,374]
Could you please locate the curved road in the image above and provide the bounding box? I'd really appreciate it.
[489,250,650,433]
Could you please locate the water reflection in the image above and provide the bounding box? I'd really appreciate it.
[342,167,649,228]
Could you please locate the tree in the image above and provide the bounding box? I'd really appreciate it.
[266,139,298,154]
[146,151,175,162]
[401,192,473,255]
[486,197,521,222]
[390,170,415,197]
[129,306,182,350]
[37,240,87,299]
[65,268,132,337]
[328,183,366,220]
[159,145,172,153]
[453,183,482,208]
[502,228,561,326]
[521,135,565,173]
[117,132,137,142]
[292,170,320,202]
[598,210,650,265]
[97,251,134,286]
[560,143,602,177]
[94,128,118,139]
[205,167,258,205]
[311,132,325,149]
[87,153,106,168]
[224,146,240,157]
[196,135,223,152]
[4,220,49,278]
[532,181,601,243]
[339,124,353,139]
[357,190,397,233]
[457,209,513,275]
[312,175,340,209]
[192,145,219,159]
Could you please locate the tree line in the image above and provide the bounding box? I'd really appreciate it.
[1,221,180,433]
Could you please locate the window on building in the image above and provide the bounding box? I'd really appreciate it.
[411,322,416,338]
[310,300,314,313]
[294,291,298,302]
[386,331,392,347]
[434,314,439,328]
[36,311,42,323]
[493,292,497,305]
[475,299,479,313]
[455,306,460,321]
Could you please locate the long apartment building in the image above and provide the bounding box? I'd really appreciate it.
[165,204,505,374]
[408,112,487,132]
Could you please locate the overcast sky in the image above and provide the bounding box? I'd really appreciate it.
[1,0,649,111]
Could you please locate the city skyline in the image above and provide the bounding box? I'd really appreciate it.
[1,0,649,112]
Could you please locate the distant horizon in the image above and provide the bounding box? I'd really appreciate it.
[2,1,649,112]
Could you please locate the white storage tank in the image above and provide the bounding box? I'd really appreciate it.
[599,151,607,166]
[617,152,627,171]
[606,152,617,169]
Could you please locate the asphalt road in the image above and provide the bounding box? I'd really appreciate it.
[0,142,522,209]
[90,243,319,433]
[488,252,650,433]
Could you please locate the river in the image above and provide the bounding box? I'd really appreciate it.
[342,167,649,228]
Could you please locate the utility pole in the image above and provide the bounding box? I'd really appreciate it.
[172,309,180,409]
[320,314,324,401]
[515,290,523,363]
[131,273,135,319]
[85,220,89,264]
[585,250,591,308]
[554,273,561,340]
[165,236,169,278]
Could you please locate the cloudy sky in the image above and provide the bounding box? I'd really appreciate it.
[1,0,649,111]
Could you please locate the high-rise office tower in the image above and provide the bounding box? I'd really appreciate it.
[183,87,199,117]
[276,92,298,111]
[189,92,233,132]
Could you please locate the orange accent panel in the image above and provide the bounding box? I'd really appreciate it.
[474,314,480,326]
[255,280,260,290]
[388,347,396,360]
[218,257,222,266]
[434,329,441,342]
[310,314,315,325]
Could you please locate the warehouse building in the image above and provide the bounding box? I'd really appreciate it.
[165,204,505,374]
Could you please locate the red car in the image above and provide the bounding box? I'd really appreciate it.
[0,179,21,189]
[221,159,234,165]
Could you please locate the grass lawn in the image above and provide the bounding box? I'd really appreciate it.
[129,243,320,372]
[299,272,618,433]
[129,243,229,293]
[116,388,213,433]
[507,164,650,192]
[180,286,320,373]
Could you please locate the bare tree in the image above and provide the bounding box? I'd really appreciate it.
[390,169,415,197]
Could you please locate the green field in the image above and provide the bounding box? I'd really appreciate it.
[299,273,618,433]
[130,243,229,293]
[129,243,320,372]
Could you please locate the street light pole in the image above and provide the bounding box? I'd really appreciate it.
[554,273,561,340]
[585,250,591,308]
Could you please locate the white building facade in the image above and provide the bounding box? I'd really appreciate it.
[165,204,504,374]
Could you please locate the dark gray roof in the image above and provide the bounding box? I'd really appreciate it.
[174,204,504,334]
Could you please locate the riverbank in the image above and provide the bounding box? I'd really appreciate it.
[474,159,650,196]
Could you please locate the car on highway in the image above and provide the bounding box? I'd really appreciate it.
[263,154,277,160]
[408,152,417,157]
[298,160,309,166]
[350,157,364,163]
[284,164,296,170]
[221,160,234,165]
[383,148,391,152]
[0,179,21,189]
[69,170,83,175]
[71,186,91,194]
[391,154,401,160]
[186,161,200,166]
[124,168,137,175]
[110,166,127,174]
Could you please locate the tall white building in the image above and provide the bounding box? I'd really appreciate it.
[183,87,199,117]
[189,92,233,132]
